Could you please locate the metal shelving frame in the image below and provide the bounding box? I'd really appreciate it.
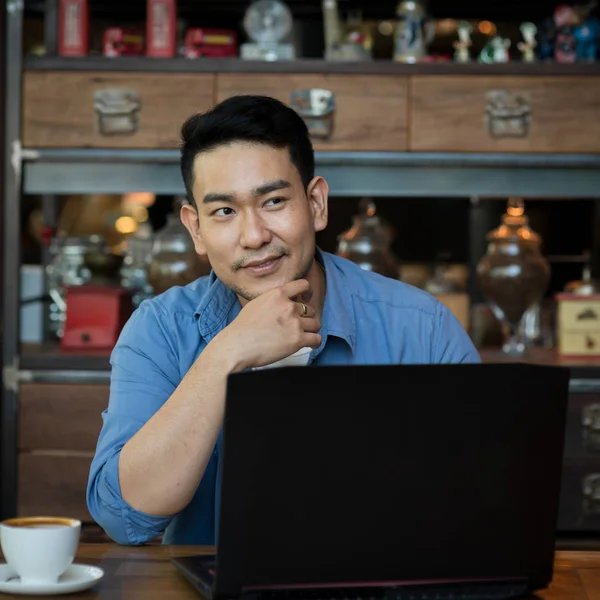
[3,0,24,520]
[5,0,600,519]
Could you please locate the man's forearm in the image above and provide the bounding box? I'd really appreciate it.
[117,339,238,516]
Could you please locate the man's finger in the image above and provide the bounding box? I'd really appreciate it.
[295,301,316,319]
[302,333,322,349]
[300,317,321,333]
[283,279,312,300]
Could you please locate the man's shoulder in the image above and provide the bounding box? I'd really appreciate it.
[119,276,213,345]
[324,252,440,316]
[114,275,213,361]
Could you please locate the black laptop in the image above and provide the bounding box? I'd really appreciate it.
[172,363,570,600]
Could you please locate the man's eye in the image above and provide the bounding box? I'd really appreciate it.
[214,207,234,217]
[265,197,285,207]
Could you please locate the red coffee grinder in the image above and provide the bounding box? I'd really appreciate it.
[61,251,133,352]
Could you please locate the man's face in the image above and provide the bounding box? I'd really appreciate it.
[181,142,328,302]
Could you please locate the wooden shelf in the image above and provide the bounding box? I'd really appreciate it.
[23,56,600,76]
[20,343,110,371]
[479,347,600,381]
[18,342,600,380]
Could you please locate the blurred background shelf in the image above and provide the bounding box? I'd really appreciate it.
[15,343,600,384]
[22,151,600,197]
[20,343,111,372]
[23,56,600,75]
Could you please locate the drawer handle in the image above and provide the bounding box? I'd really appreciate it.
[578,307,599,321]
[582,473,600,515]
[290,89,335,140]
[93,88,141,136]
[484,90,531,138]
[583,404,600,450]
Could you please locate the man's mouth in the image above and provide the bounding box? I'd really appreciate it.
[243,255,281,268]
[241,255,284,275]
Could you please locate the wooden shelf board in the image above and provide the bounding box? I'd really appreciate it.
[23,56,600,76]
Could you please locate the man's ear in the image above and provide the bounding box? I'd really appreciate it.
[180,202,207,256]
[307,176,329,233]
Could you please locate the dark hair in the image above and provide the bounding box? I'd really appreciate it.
[180,95,315,207]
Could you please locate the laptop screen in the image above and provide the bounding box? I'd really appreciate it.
[215,364,568,597]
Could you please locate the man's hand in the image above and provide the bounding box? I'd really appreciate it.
[210,279,322,371]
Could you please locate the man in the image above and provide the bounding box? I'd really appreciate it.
[87,95,480,546]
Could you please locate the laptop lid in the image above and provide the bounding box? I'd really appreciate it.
[214,363,569,598]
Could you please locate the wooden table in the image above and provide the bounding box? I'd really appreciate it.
[3,545,600,599]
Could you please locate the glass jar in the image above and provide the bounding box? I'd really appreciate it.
[147,207,211,295]
[476,198,551,355]
[120,234,155,307]
[46,234,109,338]
[336,199,400,279]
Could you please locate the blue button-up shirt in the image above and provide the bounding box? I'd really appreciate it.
[87,250,480,546]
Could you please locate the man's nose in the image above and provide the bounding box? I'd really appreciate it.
[239,211,272,249]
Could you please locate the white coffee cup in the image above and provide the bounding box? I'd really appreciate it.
[253,346,312,370]
[0,516,81,585]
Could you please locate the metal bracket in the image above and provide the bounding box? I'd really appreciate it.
[2,366,18,393]
[2,359,32,393]
[10,140,40,191]
[3,359,19,393]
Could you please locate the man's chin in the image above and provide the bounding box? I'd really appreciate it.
[226,254,314,302]
[232,272,299,302]
[242,278,289,300]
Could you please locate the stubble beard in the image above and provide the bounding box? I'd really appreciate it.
[229,253,315,302]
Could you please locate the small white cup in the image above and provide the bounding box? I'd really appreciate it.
[253,346,312,370]
[0,516,81,585]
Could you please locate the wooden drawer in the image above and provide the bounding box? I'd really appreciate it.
[18,454,93,522]
[558,299,600,332]
[217,74,408,151]
[559,332,600,357]
[410,76,600,153]
[18,383,109,451]
[22,71,216,148]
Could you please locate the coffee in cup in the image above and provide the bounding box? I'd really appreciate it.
[0,517,81,585]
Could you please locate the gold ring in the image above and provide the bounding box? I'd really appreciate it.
[298,301,308,317]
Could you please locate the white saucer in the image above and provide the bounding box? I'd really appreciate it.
[0,563,104,596]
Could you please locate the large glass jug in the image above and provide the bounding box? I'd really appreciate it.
[476,198,550,355]
[336,199,399,279]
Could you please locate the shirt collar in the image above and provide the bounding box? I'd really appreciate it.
[194,248,356,352]
[318,249,356,353]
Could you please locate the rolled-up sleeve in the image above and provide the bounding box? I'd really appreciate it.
[87,299,182,545]
[432,302,481,364]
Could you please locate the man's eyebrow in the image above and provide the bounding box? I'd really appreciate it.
[202,192,236,204]
[252,180,291,197]
[202,180,291,204]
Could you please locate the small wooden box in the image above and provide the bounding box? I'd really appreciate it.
[62,286,133,350]
[556,293,600,357]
